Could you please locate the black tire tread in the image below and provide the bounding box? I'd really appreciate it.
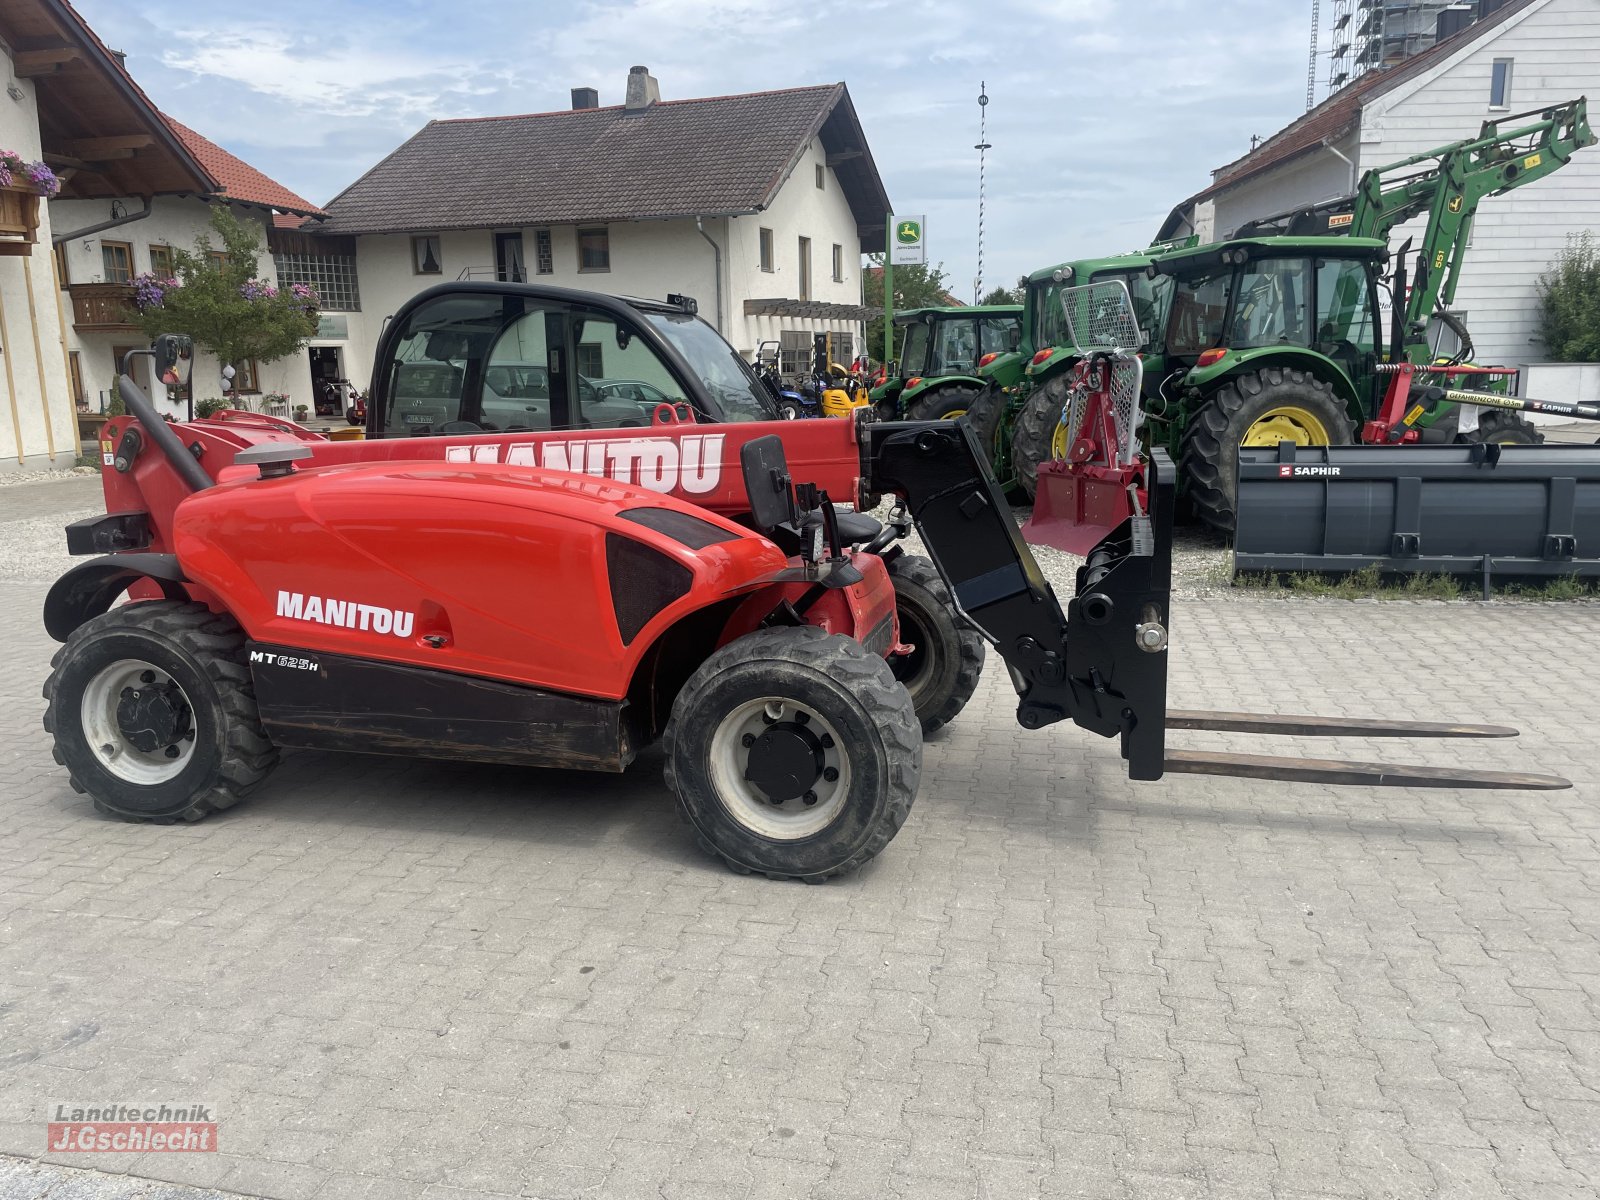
[1009,374,1074,500]
[906,382,984,422]
[1178,366,1354,536]
[1462,409,1544,445]
[42,601,278,824]
[885,554,985,734]
[662,625,920,882]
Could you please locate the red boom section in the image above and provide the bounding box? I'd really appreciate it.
[95,412,867,555]
[170,461,793,699]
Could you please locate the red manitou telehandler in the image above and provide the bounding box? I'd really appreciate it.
[41,285,1569,881]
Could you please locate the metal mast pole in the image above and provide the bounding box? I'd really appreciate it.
[974,83,990,304]
[1308,0,1320,109]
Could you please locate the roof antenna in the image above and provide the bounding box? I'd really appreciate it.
[974,82,990,305]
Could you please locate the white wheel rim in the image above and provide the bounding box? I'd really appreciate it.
[79,658,197,785]
[707,696,852,840]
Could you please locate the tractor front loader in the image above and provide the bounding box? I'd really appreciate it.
[41,322,1569,883]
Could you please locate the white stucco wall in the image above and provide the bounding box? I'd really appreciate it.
[339,135,867,382]
[0,68,76,473]
[1207,130,1362,240]
[1356,0,1600,368]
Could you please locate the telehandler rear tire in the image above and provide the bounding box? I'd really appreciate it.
[886,555,985,735]
[1009,375,1073,501]
[43,601,279,823]
[907,383,983,422]
[664,625,921,882]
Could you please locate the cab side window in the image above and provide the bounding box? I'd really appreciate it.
[481,308,554,431]
[568,311,689,428]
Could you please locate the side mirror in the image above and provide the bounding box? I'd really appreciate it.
[154,334,193,388]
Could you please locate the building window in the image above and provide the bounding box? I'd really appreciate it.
[68,352,85,409]
[759,227,774,273]
[148,244,174,277]
[273,253,362,311]
[53,241,68,287]
[101,241,132,284]
[535,229,553,274]
[578,227,610,272]
[815,164,825,190]
[832,243,844,283]
[798,236,812,301]
[1490,58,1513,108]
[411,235,442,275]
[231,358,260,395]
[209,251,229,269]
[494,232,525,282]
[779,330,811,374]
[576,342,604,378]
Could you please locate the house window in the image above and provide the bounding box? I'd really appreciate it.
[101,241,132,284]
[273,253,362,311]
[576,342,604,379]
[535,229,553,274]
[832,243,844,283]
[53,241,68,287]
[779,330,812,374]
[231,358,260,395]
[148,244,174,277]
[68,352,85,409]
[1490,58,1513,108]
[798,237,812,301]
[495,232,526,282]
[411,235,442,275]
[815,164,825,190]
[209,251,229,269]
[759,227,774,273]
[578,227,610,272]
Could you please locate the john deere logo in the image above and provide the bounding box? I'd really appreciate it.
[1447,195,1463,214]
[896,220,922,245]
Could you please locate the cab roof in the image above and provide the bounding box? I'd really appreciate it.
[1025,252,1153,286]
[893,304,1022,324]
[1152,235,1389,275]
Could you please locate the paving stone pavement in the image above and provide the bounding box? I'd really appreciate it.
[1,480,1598,1199]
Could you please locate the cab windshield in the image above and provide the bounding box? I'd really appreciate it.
[1032,269,1168,351]
[642,311,777,422]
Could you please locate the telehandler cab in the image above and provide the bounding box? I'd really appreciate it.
[42,287,1569,882]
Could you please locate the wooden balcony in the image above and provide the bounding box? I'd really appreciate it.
[70,282,138,331]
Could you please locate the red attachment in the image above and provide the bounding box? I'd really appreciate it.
[1196,347,1228,367]
[1022,359,1146,556]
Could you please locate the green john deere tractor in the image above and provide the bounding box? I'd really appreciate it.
[870,305,1022,422]
[965,252,1174,499]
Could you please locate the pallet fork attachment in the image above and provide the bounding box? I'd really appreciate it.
[857,421,1571,793]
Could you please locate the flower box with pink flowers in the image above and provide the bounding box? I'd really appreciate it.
[0,149,61,256]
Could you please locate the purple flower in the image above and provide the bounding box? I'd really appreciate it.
[240,279,280,301]
[131,272,179,310]
[25,161,60,198]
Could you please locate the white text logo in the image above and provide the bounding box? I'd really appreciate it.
[276,591,415,638]
[444,435,725,494]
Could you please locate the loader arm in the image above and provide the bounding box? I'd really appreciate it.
[858,419,1569,793]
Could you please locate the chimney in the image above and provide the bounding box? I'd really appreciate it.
[1436,4,1473,40]
[571,87,599,110]
[624,65,660,112]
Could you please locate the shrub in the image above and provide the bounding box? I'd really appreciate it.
[195,397,228,419]
[1537,231,1600,363]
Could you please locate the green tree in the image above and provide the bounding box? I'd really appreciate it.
[864,254,953,363]
[1538,231,1600,362]
[980,284,1022,305]
[133,207,319,392]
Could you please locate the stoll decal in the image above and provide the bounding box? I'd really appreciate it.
[1278,464,1341,478]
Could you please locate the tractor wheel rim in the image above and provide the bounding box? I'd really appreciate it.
[944,408,968,420]
[1050,421,1070,460]
[1241,405,1332,448]
[80,658,197,785]
[708,696,851,840]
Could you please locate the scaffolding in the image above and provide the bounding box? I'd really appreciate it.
[1326,0,1469,96]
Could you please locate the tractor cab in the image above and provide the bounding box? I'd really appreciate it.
[873,305,1021,421]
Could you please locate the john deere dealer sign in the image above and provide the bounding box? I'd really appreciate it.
[890,215,926,266]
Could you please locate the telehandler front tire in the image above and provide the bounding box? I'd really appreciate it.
[43,601,278,823]
[886,555,985,735]
[664,626,921,882]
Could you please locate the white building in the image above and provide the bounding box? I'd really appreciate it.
[300,67,891,386]
[1162,0,1599,368]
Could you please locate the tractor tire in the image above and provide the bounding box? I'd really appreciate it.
[1179,367,1355,536]
[906,383,983,422]
[885,555,985,735]
[964,383,1027,503]
[43,601,279,824]
[1010,375,1073,502]
[664,625,921,882]
[1460,410,1543,445]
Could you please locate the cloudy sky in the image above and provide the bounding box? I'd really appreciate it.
[76,0,1325,299]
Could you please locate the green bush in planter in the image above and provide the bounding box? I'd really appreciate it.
[1538,231,1600,363]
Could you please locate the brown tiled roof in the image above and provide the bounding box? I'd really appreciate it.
[317,83,890,249]
[164,117,324,216]
[1196,0,1540,202]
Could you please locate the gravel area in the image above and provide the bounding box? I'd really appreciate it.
[0,466,97,487]
[0,476,102,584]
